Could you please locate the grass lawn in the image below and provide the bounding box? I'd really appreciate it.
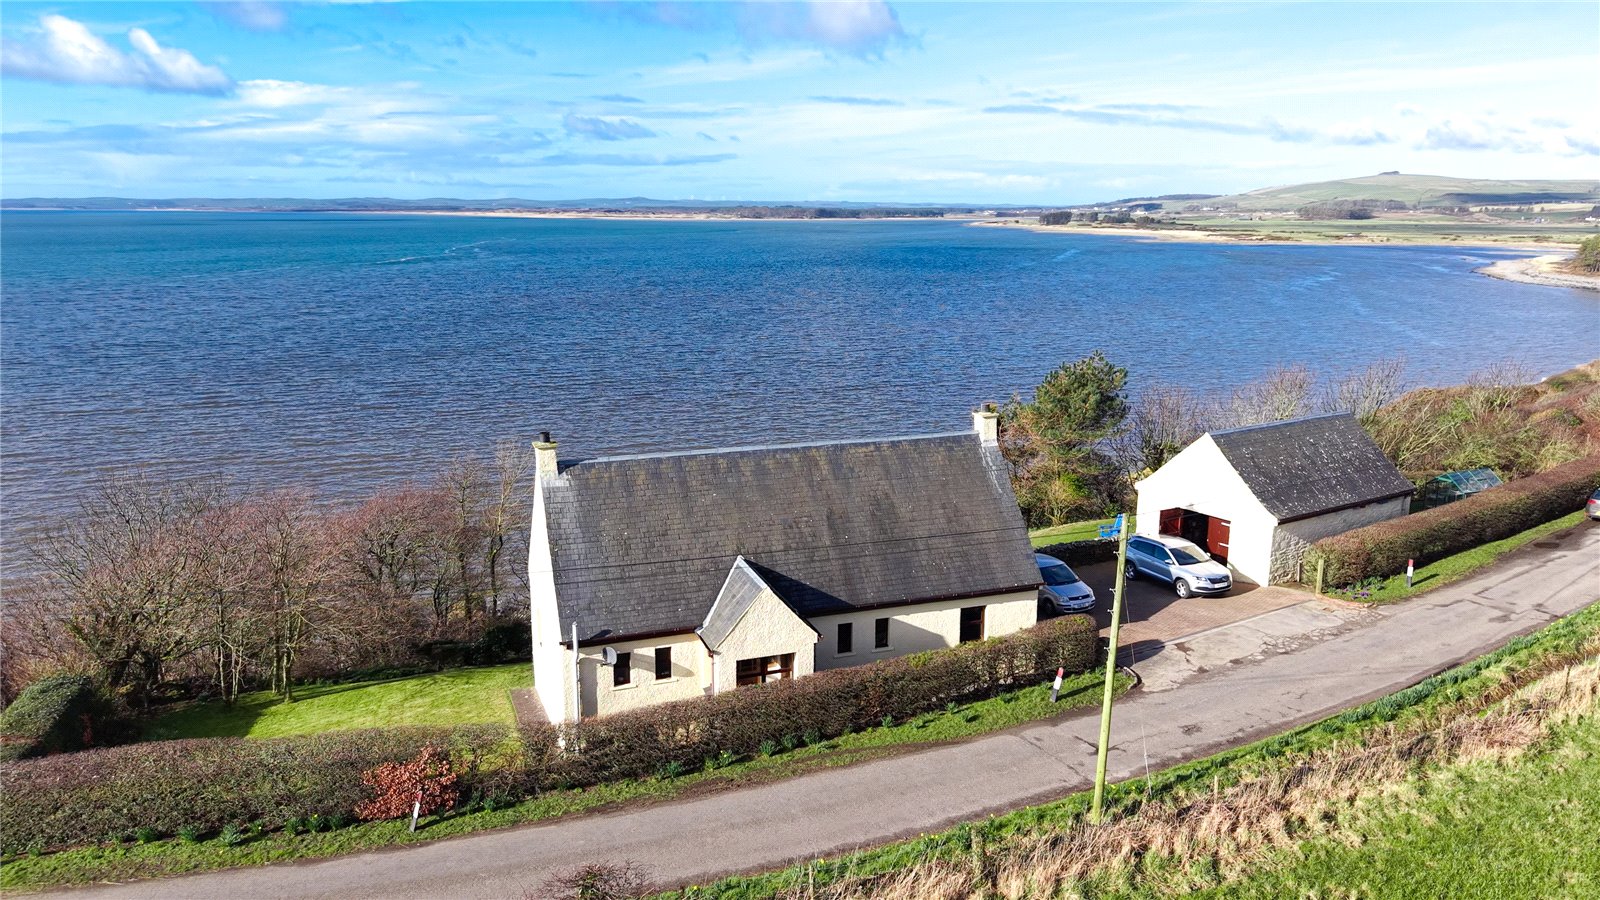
[1192,715,1600,899]
[1326,511,1587,604]
[1,670,1126,890]
[142,663,529,740]
[1030,515,1134,548]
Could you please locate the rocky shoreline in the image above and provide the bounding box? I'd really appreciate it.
[1476,255,1599,293]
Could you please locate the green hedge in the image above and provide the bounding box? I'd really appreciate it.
[1306,454,1600,587]
[549,615,1099,786]
[0,675,122,762]
[1035,540,1118,567]
[0,725,511,853]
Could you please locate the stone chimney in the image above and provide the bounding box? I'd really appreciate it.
[972,404,999,445]
[533,431,559,479]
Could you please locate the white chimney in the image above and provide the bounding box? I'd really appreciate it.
[533,431,559,479]
[972,405,999,445]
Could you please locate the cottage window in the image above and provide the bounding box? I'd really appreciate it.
[837,622,853,655]
[735,653,795,686]
[613,651,632,687]
[959,606,985,643]
[874,617,890,649]
[654,647,673,680]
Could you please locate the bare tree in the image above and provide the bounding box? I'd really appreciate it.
[245,490,340,701]
[1218,364,1314,429]
[1320,357,1408,427]
[1120,385,1208,475]
[482,441,535,618]
[26,474,228,704]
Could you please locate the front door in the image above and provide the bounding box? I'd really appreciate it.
[1206,517,1231,564]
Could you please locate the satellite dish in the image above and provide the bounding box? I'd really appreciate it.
[600,647,618,666]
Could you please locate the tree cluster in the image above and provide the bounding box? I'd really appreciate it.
[3,444,536,708]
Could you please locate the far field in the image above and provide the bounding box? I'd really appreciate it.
[143,663,527,740]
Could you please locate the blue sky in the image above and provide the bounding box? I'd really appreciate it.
[2,1,1595,203]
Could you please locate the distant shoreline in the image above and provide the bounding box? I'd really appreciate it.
[967,219,1581,253]
[0,206,973,222]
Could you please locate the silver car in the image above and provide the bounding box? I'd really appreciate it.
[1588,489,1600,520]
[1036,552,1096,614]
[1125,534,1232,598]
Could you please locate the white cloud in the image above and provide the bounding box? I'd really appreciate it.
[1,14,233,95]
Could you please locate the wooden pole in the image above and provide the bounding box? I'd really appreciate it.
[1315,558,1325,596]
[1090,514,1131,826]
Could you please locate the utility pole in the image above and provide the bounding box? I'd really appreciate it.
[1090,513,1131,826]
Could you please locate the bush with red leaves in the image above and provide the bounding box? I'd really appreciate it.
[354,745,460,822]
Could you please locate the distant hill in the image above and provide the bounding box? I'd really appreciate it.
[1170,173,1600,212]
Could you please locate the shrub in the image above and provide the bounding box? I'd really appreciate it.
[548,615,1097,788]
[1306,454,1600,587]
[354,745,460,822]
[0,674,124,761]
[0,724,509,852]
[542,861,651,900]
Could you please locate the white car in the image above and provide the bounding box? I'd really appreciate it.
[1125,534,1233,598]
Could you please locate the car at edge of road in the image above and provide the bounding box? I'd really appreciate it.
[1587,488,1600,520]
[1125,533,1233,598]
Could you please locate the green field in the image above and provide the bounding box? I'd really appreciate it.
[1169,173,1600,212]
[143,664,528,740]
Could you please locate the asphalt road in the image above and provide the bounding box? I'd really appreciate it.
[56,521,1600,899]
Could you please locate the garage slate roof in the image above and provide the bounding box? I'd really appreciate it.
[1209,413,1415,523]
[541,432,1040,644]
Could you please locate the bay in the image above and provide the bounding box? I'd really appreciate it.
[2,211,1595,547]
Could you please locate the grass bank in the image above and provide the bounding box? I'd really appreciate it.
[0,671,1126,891]
[1029,515,1133,548]
[143,663,528,740]
[659,601,1600,899]
[1188,713,1600,898]
[1323,510,1586,604]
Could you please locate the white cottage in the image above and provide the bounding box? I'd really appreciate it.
[527,410,1043,725]
[1134,413,1414,585]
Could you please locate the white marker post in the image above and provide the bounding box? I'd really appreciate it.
[408,790,422,833]
[1406,558,1414,589]
[1049,667,1065,703]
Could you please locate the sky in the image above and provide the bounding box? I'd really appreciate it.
[1,1,1596,204]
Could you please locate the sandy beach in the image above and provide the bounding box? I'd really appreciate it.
[966,218,1578,253]
[1476,254,1600,292]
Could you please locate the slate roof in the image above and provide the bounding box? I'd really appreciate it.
[1209,413,1415,523]
[541,432,1040,643]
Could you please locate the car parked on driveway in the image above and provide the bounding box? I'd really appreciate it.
[1036,552,1096,615]
[1588,488,1600,520]
[1125,534,1232,598]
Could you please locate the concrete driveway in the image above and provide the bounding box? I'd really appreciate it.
[50,520,1600,900]
[1066,559,1314,662]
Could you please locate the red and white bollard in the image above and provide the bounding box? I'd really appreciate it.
[1406,558,1414,589]
[1049,667,1065,703]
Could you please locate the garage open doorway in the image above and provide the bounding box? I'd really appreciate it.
[1157,508,1230,564]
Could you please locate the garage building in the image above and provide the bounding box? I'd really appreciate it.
[1133,413,1415,585]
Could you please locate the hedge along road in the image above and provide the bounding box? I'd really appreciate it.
[56,521,1600,900]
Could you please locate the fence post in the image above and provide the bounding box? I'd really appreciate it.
[1314,558,1325,597]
